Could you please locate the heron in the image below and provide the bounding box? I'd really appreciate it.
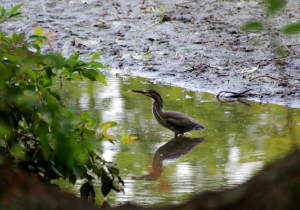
[132,89,204,137]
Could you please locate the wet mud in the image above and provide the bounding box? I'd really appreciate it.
[2,0,300,107]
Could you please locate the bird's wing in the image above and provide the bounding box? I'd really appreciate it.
[165,111,204,131]
[164,112,194,129]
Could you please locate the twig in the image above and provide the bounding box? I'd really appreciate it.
[141,20,161,32]
[176,1,195,5]
[217,89,252,98]
[249,73,280,81]
[14,131,39,142]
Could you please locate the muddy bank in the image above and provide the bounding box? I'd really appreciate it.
[2,0,300,107]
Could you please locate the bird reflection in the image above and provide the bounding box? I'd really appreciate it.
[134,136,204,180]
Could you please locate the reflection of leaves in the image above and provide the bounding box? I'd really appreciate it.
[242,21,263,32]
[282,22,300,34]
[133,52,152,61]
[276,46,290,57]
[266,0,286,15]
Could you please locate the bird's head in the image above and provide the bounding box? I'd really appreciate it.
[132,89,163,104]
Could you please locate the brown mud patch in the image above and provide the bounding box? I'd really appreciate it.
[2,0,300,107]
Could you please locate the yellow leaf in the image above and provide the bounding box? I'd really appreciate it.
[130,136,137,140]
[44,32,54,37]
[121,137,127,145]
[34,27,43,36]
[101,123,110,131]
[127,139,133,146]
[101,121,117,131]
[35,40,44,46]
[103,133,114,140]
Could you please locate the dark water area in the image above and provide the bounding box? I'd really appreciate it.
[53,75,300,206]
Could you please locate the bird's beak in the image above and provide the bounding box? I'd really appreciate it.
[132,90,147,94]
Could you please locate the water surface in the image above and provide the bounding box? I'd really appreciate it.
[54,75,300,207]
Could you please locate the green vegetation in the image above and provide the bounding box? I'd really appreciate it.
[242,0,299,58]
[0,4,124,202]
[243,0,300,35]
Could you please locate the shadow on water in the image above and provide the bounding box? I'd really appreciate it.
[133,136,205,181]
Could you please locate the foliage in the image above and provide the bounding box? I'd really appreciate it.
[242,0,298,58]
[265,0,286,15]
[242,0,297,35]
[0,4,124,202]
[121,132,137,146]
[159,7,168,21]
[0,4,23,24]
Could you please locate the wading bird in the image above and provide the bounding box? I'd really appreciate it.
[132,89,204,137]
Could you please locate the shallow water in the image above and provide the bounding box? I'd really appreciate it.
[54,75,300,207]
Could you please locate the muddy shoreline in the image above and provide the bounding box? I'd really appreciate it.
[2,0,300,107]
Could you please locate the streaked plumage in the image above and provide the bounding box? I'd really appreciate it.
[132,89,204,137]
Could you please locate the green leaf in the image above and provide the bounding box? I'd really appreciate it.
[91,49,102,61]
[282,22,300,34]
[3,53,17,61]
[27,71,36,79]
[8,13,22,19]
[0,7,5,17]
[106,162,120,175]
[88,61,107,69]
[80,112,91,122]
[11,4,23,15]
[29,35,40,40]
[266,0,286,14]
[0,44,8,52]
[12,32,20,45]
[80,182,95,203]
[88,118,98,129]
[96,74,106,85]
[70,53,80,60]
[69,173,77,185]
[31,44,40,50]
[242,21,264,32]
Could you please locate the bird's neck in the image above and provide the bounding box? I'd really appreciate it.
[151,99,164,111]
